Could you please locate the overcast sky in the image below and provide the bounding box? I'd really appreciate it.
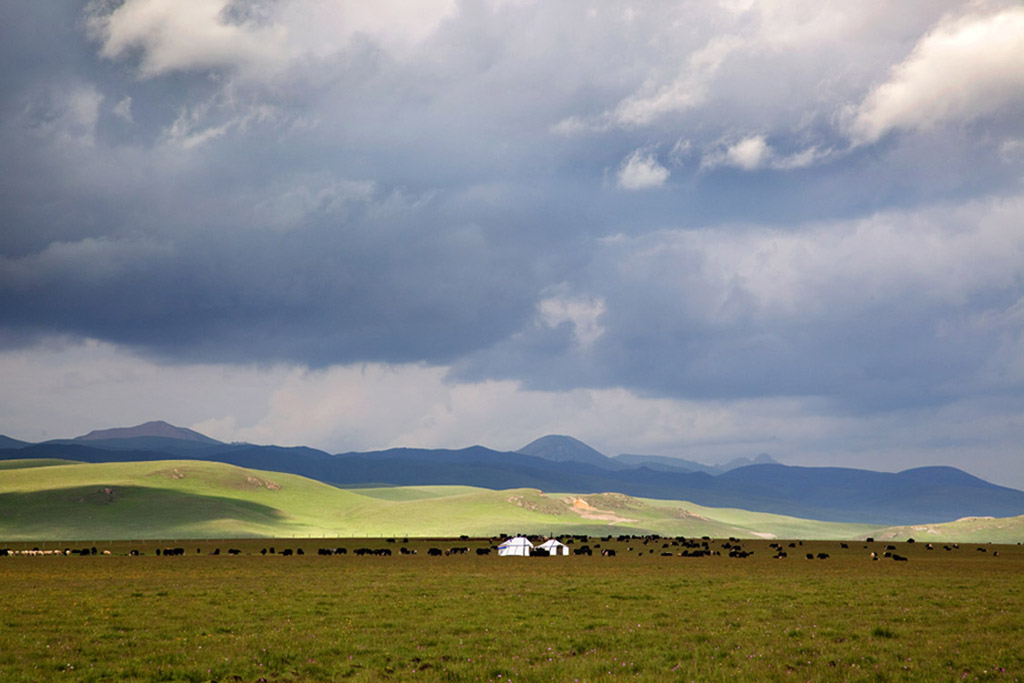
[2,1,1023,487]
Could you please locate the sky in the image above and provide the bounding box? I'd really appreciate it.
[2,1,1023,487]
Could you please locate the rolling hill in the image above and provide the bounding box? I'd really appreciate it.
[0,458,886,541]
[2,422,1024,527]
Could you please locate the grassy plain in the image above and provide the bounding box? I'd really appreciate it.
[1,537,1022,681]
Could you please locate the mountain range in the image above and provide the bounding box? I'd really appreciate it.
[2,421,1024,526]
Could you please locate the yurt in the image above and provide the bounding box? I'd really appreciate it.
[536,539,569,556]
[497,536,534,556]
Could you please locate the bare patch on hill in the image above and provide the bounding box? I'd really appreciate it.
[573,493,641,510]
[668,507,709,521]
[750,531,777,539]
[508,491,565,515]
[563,496,637,524]
[246,475,281,490]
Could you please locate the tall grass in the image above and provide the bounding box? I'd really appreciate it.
[0,537,1021,680]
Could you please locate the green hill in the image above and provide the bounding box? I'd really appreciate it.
[869,515,1024,544]
[0,458,82,470]
[3,458,1010,542]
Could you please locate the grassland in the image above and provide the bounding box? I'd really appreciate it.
[2,458,1022,543]
[0,537,1022,681]
[874,515,1024,544]
[0,458,884,541]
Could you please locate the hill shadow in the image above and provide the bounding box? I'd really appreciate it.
[0,486,290,540]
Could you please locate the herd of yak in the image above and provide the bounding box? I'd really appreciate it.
[1,534,1005,560]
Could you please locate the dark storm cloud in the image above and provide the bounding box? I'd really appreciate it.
[2,0,1023,419]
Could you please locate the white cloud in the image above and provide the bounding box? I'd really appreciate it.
[88,0,288,78]
[112,96,133,123]
[162,101,280,150]
[87,0,458,79]
[616,149,670,190]
[724,134,769,170]
[611,35,743,128]
[701,134,828,171]
[537,293,606,347]
[611,194,1024,322]
[848,6,1024,145]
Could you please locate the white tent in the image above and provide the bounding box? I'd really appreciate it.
[497,536,534,557]
[537,539,569,556]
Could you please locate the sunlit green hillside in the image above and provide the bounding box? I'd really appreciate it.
[871,515,1024,544]
[3,458,1017,542]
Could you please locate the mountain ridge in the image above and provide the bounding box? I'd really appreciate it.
[2,421,1022,527]
[74,420,221,444]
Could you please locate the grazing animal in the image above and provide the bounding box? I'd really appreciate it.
[427,548,443,557]
[892,554,908,562]
[816,553,830,560]
[601,549,616,557]
[806,553,814,560]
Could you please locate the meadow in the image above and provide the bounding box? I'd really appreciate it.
[1,536,1022,681]
[10,458,1024,543]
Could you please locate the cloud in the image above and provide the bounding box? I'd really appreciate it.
[610,35,743,128]
[848,6,1024,145]
[3,339,1024,488]
[86,0,458,79]
[457,193,1024,417]
[112,96,133,123]
[616,149,670,189]
[3,2,1024,487]
[713,134,770,170]
[87,0,288,78]
[700,134,827,171]
[537,293,606,348]
[22,84,104,147]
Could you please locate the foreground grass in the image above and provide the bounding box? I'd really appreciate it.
[1,538,1022,681]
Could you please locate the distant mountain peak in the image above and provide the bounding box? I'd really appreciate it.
[721,453,780,470]
[517,434,620,469]
[75,421,219,444]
